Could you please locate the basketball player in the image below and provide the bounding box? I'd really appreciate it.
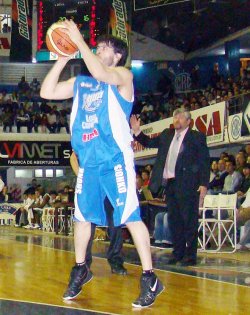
[40,19,164,308]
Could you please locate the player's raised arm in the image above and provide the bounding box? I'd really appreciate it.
[40,58,75,100]
[60,20,132,89]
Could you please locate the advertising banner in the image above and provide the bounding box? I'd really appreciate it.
[0,34,11,57]
[0,141,71,167]
[133,102,226,159]
[228,112,250,143]
[240,93,250,137]
[10,0,33,62]
[110,0,131,66]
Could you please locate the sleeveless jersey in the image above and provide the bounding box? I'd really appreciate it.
[70,75,134,167]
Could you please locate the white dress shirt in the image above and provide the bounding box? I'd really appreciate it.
[163,127,189,179]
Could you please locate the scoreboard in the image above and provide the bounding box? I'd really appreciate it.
[37,0,110,52]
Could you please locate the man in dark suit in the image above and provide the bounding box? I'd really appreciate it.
[130,108,210,266]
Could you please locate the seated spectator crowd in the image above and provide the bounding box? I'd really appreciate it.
[0,76,70,134]
[0,183,75,230]
[1,71,250,133]
[133,74,250,125]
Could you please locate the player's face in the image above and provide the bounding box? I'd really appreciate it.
[96,42,118,67]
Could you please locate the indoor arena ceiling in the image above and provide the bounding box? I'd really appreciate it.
[132,0,250,53]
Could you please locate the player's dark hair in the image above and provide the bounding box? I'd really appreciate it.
[97,35,128,66]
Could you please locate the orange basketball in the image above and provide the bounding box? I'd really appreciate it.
[46,22,78,57]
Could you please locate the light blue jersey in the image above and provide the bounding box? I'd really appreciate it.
[70,75,141,226]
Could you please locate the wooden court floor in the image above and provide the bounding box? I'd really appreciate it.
[0,226,250,315]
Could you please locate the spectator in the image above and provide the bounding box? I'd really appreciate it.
[31,113,42,132]
[17,76,30,97]
[208,159,228,193]
[237,164,250,205]
[47,109,58,133]
[145,164,153,177]
[245,144,250,159]
[26,189,44,229]
[236,153,246,175]
[40,113,48,133]
[16,109,32,133]
[24,178,38,195]
[223,157,242,193]
[0,186,9,202]
[30,78,41,97]
[136,176,147,202]
[2,23,8,33]
[0,90,9,104]
[22,193,36,229]
[57,110,69,133]
[209,160,218,183]
[141,169,150,187]
[2,107,14,132]
[152,212,173,248]
[31,101,40,113]
[220,152,229,161]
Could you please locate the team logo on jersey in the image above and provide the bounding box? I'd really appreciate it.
[114,164,127,193]
[80,82,93,88]
[82,114,99,129]
[82,128,99,142]
[83,90,104,112]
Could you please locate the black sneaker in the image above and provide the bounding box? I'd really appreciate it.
[63,265,93,300]
[132,273,164,308]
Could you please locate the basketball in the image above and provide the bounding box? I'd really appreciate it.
[46,22,78,57]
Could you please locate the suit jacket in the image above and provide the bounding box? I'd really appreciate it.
[134,128,210,195]
[208,170,228,190]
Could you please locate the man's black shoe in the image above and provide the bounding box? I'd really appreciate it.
[132,273,164,308]
[178,258,197,267]
[111,264,127,275]
[63,264,93,300]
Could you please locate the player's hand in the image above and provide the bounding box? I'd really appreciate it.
[130,115,141,136]
[60,19,84,47]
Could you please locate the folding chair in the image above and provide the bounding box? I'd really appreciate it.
[42,207,55,232]
[198,193,237,253]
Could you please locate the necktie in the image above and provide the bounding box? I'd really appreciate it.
[168,134,180,175]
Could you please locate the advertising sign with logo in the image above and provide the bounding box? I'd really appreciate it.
[10,0,33,62]
[0,141,72,166]
[110,0,131,66]
[133,102,226,159]
[0,34,11,57]
[240,94,250,137]
[175,72,192,92]
[228,113,250,143]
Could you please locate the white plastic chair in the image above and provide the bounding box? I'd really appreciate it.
[42,207,55,232]
[198,193,237,253]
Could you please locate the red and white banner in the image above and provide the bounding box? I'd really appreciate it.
[0,34,11,56]
[133,102,226,159]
